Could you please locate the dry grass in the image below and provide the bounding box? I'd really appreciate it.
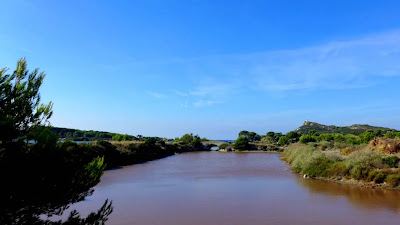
[369,137,400,154]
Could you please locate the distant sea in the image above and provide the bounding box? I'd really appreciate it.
[216,140,235,143]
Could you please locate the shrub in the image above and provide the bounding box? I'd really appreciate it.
[347,150,383,180]
[316,141,332,151]
[145,137,156,145]
[385,174,400,187]
[283,144,332,177]
[278,136,289,146]
[219,143,229,149]
[299,134,317,144]
[383,156,400,168]
[317,134,334,142]
[324,150,344,162]
[302,155,333,177]
[345,134,361,145]
[340,147,357,156]
[374,172,385,183]
[328,162,348,178]
[367,170,378,182]
[334,134,346,143]
[191,135,202,148]
[181,133,194,145]
[234,136,249,150]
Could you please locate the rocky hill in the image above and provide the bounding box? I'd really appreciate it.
[295,120,396,135]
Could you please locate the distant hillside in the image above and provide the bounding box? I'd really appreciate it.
[295,121,396,135]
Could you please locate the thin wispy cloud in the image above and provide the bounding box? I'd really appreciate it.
[106,30,400,109]
[170,89,188,97]
[147,91,167,99]
[193,100,223,107]
[240,30,400,91]
[172,83,237,108]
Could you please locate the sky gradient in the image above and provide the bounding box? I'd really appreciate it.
[2,0,400,139]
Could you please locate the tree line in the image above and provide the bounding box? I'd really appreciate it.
[231,128,399,150]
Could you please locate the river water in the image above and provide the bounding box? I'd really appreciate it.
[69,152,400,225]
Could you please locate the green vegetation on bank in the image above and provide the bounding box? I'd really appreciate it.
[230,121,400,189]
[282,143,400,188]
[173,133,208,148]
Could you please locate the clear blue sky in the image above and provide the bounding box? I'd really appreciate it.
[2,0,400,139]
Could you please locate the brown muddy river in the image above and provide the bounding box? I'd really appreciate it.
[69,152,400,225]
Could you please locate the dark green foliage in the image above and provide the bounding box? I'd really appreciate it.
[144,137,157,145]
[178,133,204,148]
[299,134,316,144]
[112,133,135,141]
[383,156,400,168]
[0,130,112,224]
[348,153,383,180]
[0,58,53,145]
[278,136,289,146]
[0,59,112,224]
[219,143,229,149]
[385,132,397,139]
[180,133,194,144]
[234,136,249,150]
[334,134,346,143]
[328,162,348,177]
[302,156,333,177]
[285,131,301,142]
[385,174,400,187]
[265,131,283,143]
[346,135,361,145]
[316,133,334,142]
[157,140,166,146]
[191,135,202,148]
[239,130,260,142]
[374,172,386,183]
[359,129,377,144]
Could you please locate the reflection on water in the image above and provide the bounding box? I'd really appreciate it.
[66,152,400,225]
[297,176,400,213]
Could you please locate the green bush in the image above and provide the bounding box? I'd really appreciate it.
[219,143,229,149]
[278,136,289,146]
[234,136,249,150]
[283,144,332,177]
[385,174,400,187]
[374,172,386,183]
[367,170,378,182]
[334,134,346,143]
[299,134,317,144]
[302,156,333,177]
[383,156,400,168]
[328,162,348,178]
[191,135,202,148]
[347,150,383,180]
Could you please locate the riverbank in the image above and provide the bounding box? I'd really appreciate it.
[219,149,281,153]
[86,140,209,169]
[282,142,400,190]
